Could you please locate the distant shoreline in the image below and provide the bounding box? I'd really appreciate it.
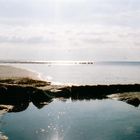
[0,60,140,65]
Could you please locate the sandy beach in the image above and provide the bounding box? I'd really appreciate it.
[0,65,40,80]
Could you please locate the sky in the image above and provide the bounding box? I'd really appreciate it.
[0,0,140,61]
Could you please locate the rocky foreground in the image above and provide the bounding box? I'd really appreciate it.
[0,77,140,113]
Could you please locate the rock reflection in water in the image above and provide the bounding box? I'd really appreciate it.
[0,92,140,113]
[0,98,53,113]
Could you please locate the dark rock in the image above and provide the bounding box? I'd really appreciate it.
[0,86,7,94]
[1,77,140,112]
[126,98,140,107]
[108,92,140,107]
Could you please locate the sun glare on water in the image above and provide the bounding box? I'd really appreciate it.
[51,134,63,140]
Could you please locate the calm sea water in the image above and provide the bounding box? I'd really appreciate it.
[4,61,140,85]
[0,61,140,140]
[1,99,140,140]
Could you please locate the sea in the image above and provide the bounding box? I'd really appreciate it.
[0,61,140,140]
[1,61,140,85]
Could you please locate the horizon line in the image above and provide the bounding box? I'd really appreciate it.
[0,60,140,65]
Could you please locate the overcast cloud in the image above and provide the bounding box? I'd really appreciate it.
[0,0,140,61]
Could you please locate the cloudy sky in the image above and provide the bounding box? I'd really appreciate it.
[0,0,140,61]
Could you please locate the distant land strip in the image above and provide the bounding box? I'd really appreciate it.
[0,60,140,65]
[0,60,94,65]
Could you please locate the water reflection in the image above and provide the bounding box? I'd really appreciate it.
[0,94,139,114]
[0,101,52,113]
[1,99,140,140]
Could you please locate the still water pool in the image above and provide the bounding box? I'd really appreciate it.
[1,99,140,140]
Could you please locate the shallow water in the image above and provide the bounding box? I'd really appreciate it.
[1,99,140,140]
